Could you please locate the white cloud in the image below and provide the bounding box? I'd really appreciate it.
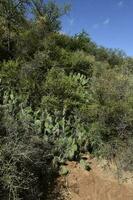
[118,1,123,7]
[103,18,110,25]
[93,17,110,30]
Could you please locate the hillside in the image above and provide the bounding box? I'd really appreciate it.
[0,1,133,200]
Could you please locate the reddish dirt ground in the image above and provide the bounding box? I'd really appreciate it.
[63,155,133,200]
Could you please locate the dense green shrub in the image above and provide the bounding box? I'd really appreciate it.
[0,1,133,199]
[85,66,133,159]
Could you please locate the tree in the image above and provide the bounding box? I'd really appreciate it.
[31,0,70,33]
[0,0,29,51]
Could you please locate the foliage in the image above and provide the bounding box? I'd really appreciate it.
[0,1,133,199]
[80,159,91,171]
[0,92,55,200]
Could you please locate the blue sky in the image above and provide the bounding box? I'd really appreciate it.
[55,0,133,56]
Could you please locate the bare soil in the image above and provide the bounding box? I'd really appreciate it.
[59,154,133,200]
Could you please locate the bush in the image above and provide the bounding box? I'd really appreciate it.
[0,92,56,200]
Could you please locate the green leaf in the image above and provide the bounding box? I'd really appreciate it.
[80,159,91,171]
[59,166,69,176]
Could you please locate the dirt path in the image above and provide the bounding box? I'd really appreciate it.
[64,155,133,200]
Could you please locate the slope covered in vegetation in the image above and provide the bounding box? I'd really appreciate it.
[0,0,133,199]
